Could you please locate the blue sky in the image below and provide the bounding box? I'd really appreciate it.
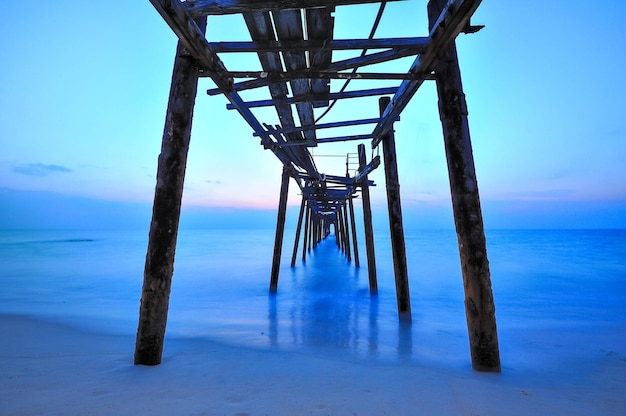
[1,1,625,228]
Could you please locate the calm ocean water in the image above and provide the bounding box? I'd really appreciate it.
[1,227,624,365]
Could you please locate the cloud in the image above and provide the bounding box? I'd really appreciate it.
[12,163,73,177]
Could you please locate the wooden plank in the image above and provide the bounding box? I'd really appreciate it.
[305,7,334,107]
[243,12,318,175]
[186,0,405,16]
[372,0,483,147]
[209,37,428,52]
[272,9,316,140]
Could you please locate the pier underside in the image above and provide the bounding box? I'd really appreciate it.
[135,0,500,372]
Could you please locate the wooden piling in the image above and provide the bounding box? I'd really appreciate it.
[134,23,205,366]
[302,203,310,262]
[348,197,360,267]
[314,216,321,247]
[428,0,501,372]
[311,214,317,249]
[342,203,352,261]
[291,196,306,267]
[338,207,347,255]
[270,166,290,293]
[379,96,411,322]
[358,144,378,294]
[307,210,314,252]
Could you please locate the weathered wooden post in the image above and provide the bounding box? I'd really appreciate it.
[358,144,378,294]
[311,216,316,248]
[134,19,206,366]
[338,206,347,255]
[348,197,360,267]
[314,215,321,247]
[302,204,310,261]
[270,165,291,293]
[379,96,411,322]
[428,0,501,372]
[291,196,306,267]
[307,210,314,252]
[342,203,352,261]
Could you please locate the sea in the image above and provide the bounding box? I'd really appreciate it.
[1,227,625,369]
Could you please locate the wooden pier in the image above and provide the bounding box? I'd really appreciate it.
[136,0,500,372]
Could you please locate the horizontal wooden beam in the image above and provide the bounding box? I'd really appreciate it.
[328,48,422,72]
[299,173,371,186]
[207,48,421,94]
[209,37,428,52]
[317,134,374,144]
[185,0,405,16]
[254,117,386,137]
[221,87,397,107]
[223,70,429,80]
[354,155,381,182]
[372,0,482,147]
[276,133,373,147]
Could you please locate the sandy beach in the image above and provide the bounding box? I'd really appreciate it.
[2,314,624,415]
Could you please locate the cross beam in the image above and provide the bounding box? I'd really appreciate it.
[371,0,482,147]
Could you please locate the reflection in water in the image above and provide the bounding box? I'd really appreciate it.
[266,236,414,359]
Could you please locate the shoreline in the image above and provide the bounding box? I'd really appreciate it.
[2,313,625,415]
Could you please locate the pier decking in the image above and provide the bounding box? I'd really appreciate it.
[135,0,500,372]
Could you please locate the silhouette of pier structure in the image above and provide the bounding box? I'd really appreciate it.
[135,0,500,372]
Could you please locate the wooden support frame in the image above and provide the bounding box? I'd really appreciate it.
[134,24,206,366]
[428,0,500,373]
[145,0,496,372]
[380,97,411,322]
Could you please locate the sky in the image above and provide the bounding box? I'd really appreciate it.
[0,0,625,229]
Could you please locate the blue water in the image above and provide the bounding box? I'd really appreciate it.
[1,227,625,367]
